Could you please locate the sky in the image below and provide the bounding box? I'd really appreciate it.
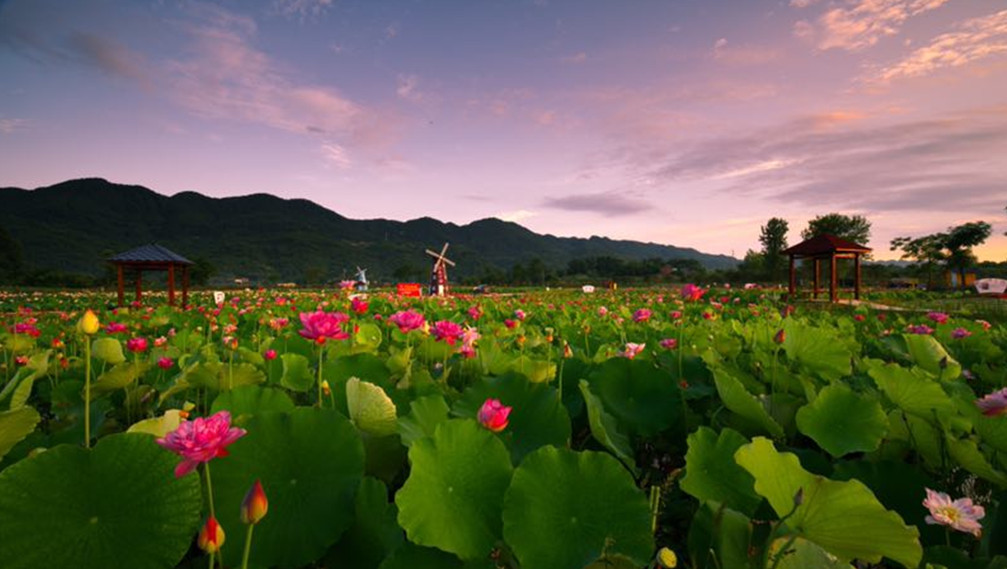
[1,0,1006,262]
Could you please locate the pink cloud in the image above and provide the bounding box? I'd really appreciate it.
[811,0,951,51]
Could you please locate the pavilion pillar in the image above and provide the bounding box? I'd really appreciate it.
[854,254,862,300]
[829,254,838,303]
[135,270,143,303]
[812,258,821,299]
[167,264,176,306]
[117,264,125,307]
[788,255,796,297]
[182,266,190,308]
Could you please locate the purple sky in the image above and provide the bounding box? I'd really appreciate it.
[1,0,1005,261]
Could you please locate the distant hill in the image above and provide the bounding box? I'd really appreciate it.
[0,178,738,283]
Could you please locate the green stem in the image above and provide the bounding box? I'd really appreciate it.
[768,533,799,569]
[208,551,215,569]
[84,338,92,449]
[227,349,234,391]
[316,344,325,407]
[241,524,255,569]
[649,485,661,534]
[203,462,216,520]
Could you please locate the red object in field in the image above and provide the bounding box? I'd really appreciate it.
[397,283,423,297]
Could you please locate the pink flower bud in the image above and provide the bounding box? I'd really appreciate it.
[241,480,269,525]
[477,398,512,432]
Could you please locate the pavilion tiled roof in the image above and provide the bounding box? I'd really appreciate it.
[783,234,871,257]
[108,244,193,265]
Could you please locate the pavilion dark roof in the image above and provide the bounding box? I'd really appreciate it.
[108,244,193,265]
[783,234,871,257]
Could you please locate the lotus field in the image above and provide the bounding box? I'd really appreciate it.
[2,285,1007,569]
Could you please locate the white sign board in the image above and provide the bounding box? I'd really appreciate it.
[213,291,226,305]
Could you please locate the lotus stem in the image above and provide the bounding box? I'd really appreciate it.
[84,338,92,448]
[241,524,255,569]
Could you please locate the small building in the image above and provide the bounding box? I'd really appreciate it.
[783,234,871,303]
[108,244,193,307]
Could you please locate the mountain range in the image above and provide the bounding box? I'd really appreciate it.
[0,178,738,283]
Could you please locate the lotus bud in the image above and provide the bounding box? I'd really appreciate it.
[656,547,678,568]
[773,329,785,344]
[477,398,512,432]
[78,309,100,335]
[197,516,225,554]
[241,480,269,525]
[321,380,331,397]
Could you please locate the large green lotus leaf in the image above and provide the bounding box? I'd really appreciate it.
[183,361,264,392]
[712,366,784,439]
[687,501,754,569]
[782,320,851,382]
[507,355,557,383]
[347,377,398,437]
[353,322,384,351]
[397,394,450,447]
[976,412,1007,454]
[453,373,571,463]
[396,419,513,560]
[904,334,961,380]
[210,385,295,418]
[579,380,637,474]
[91,337,126,364]
[327,477,404,569]
[886,410,943,466]
[795,383,887,457]
[681,427,761,516]
[376,543,465,569]
[91,362,145,395]
[280,352,314,392]
[587,357,682,437]
[0,406,41,461]
[212,408,365,569]
[127,409,187,438]
[769,537,854,569]
[325,353,393,389]
[0,433,201,569]
[867,360,954,418]
[503,447,653,569]
[734,437,921,568]
[946,436,1007,488]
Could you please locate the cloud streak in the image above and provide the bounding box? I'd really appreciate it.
[802,0,951,51]
[542,191,652,216]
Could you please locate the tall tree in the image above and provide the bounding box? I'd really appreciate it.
[890,233,947,289]
[758,217,789,281]
[944,221,991,288]
[801,213,871,245]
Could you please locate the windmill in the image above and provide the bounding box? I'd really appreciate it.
[426,243,456,296]
[355,266,368,292]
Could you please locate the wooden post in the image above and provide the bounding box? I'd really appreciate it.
[167,264,176,306]
[829,254,838,303]
[813,258,821,299]
[854,254,862,300]
[135,270,143,303]
[788,255,796,297]
[117,264,125,307]
[182,266,190,308]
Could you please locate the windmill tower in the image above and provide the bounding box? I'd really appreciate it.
[355,267,368,292]
[426,243,455,296]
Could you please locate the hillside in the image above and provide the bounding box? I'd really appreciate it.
[0,178,738,282]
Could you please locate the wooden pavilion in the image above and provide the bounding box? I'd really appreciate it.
[108,244,193,307]
[783,234,871,303]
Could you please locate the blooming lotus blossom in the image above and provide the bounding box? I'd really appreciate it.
[154,336,168,347]
[459,326,480,358]
[622,342,646,359]
[907,324,934,335]
[126,337,149,353]
[598,306,608,316]
[976,319,992,331]
[514,309,526,320]
[681,284,706,302]
[12,322,40,337]
[670,310,682,320]
[633,309,652,323]
[923,488,985,537]
[339,280,357,290]
[659,338,678,350]
[299,311,350,342]
[951,328,972,340]
[388,310,426,333]
[350,297,369,314]
[927,311,950,325]
[432,320,464,344]
[157,357,173,370]
[504,319,518,329]
[241,480,269,525]
[104,322,128,334]
[156,410,247,477]
[197,516,226,554]
[975,388,1007,417]
[263,349,277,361]
[478,398,512,432]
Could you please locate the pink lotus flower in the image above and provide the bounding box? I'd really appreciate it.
[514,309,526,320]
[681,284,706,302]
[339,280,357,290]
[157,357,173,370]
[126,337,149,353]
[907,324,934,335]
[670,310,682,320]
[853,314,865,322]
[388,310,426,333]
[598,306,608,316]
[504,319,518,329]
[923,488,985,537]
[432,320,464,345]
[467,305,482,321]
[976,319,991,331]
[350,297,369,314]
[12,322,40,337]
[976,387,1007,417]
[156,410,247,477]
[633,309,652,323]
[951,327,972,340]
[927,311,950,325]
[622,342,646,359]
[299,311,350,342]
[105,322,128,334]
[263,349,277,361]
[659,338,678,350]
[478,398,512,432]
[154,336,168,347]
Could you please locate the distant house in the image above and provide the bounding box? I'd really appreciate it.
[233,277,250,287]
